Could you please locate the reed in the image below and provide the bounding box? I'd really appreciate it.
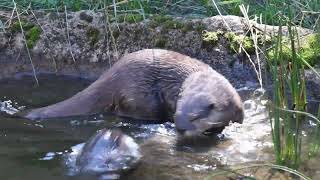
[245,0,319,30]
[268,19,305,169]
[266,3,320,168]
[0,1,318,30]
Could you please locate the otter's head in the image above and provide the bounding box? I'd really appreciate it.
[76,129,141,174]
[174,70,243,136]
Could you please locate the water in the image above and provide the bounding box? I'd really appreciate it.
[0,74,318,179]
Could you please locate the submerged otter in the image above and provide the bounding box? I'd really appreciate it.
[65,129,141,179]
[23,49,243,135]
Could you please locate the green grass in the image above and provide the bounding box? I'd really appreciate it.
[267,33,320,67]
[268,21,305,169]
[244,0,320,30]
[266,7,320,170]
[1,1,318,29]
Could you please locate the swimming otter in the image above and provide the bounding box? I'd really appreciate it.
[23,49,243,135]
[65,129,141,178]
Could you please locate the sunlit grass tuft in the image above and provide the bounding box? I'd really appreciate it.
[267,7,320,170]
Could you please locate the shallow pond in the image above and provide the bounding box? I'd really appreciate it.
[0,74,318,180]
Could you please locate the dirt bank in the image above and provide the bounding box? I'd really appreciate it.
[0,10,318,99]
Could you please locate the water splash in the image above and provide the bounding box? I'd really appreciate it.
[214,88,272,164]
[187,164,216,172]
[114,121,176,139]
[0,100,20,115]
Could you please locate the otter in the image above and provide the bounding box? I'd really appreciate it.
[23,49,244,135]
[65,129,141,178]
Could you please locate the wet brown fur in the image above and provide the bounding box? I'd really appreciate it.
[24,49,238,122]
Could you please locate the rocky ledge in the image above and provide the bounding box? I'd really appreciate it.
[0,10,318,100]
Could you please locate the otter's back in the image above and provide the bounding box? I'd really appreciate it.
[101,49,211,120]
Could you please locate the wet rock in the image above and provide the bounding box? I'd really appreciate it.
[0,32,7,49]
[305,68,320,100]
[14,33,24,49]
[79,11,93,23]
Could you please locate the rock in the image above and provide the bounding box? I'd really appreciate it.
[79,11,93,23]
[0,10,317,99]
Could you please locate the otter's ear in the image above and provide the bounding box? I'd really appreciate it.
[208,103,215,109]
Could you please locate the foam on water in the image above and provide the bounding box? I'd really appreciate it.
[213,88,272,164]
[0,100,20,115]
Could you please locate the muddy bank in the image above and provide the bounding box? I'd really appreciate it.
[0,11,318,98]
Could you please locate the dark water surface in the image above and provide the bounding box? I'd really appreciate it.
[0,74,318,180]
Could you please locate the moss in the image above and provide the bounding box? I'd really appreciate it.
[202,31,219,45]
[112,30,120,40]
[9,20,42,48]
[228,40,238,53]
[148,20,159,28]
[86,27,100,46]
[267,44,292,64]
[216,30,224,35]
[162,20,183,30]
[25,26,42,49]
[299,33,320,66]
[10,21,34,33]
[181,22,193,33]
[152,15,173,24]
[224,32,236,41]
[267,33,320,66]
[224,33,254,54]
[257,34,273,46]
[194,23,205,33]
[154,37,167,48]
[118,14,144,23]
[149,15,183,30]
[241,36,255,53]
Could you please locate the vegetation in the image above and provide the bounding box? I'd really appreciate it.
[10,21,34,33]
[154,36,167,48]
[266,9,320,173]
[0,0,318,29]
[224,32,254,54]
[267,33,320,66]
[86,26,100,46]
[25,26,42,48]
[9,20,42,49]
[202,31,219,45]
[268,23,307,169]
[202,31,255,53]
[117,14,144,23]
[148,15,183,30]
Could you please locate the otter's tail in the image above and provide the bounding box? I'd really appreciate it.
[22,76,112,120]
[24,88,103,120]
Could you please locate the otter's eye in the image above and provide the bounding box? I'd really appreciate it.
[208,103,215,109]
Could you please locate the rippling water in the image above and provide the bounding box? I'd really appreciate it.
[0,74,318,179]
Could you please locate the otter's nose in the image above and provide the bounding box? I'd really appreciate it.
[174,114,197,132]
[233,108,244,124]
